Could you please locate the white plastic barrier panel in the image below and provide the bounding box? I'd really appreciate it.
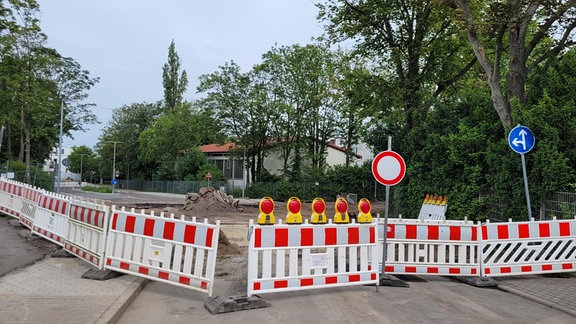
[65,198,111,269]
[105,208,220,296]
[481,218,576,276]
[247,220,379,297]
[418,195,448,221]
[19,183,44,229]
[32,192,70,246]
[379,218,480,276]
[0,178,22,218]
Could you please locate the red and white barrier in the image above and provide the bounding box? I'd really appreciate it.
[32,192,70,246]
[379,218,480,276]
[247,219,379,297]
[65,198,111,269]
[105,207,220,296]
[481,218,576,276]
[19,185,44,229]
[0,178,22,218]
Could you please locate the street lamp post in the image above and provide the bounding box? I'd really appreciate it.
[57,100,64,193]
[78,154,87,187]
[107,141,123,194]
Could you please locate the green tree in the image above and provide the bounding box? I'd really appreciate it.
[97,102,163,180]
[451,0,576,130]
[257,44,340,178]
[68,145,97,182]
[137,104,224,180]
[317,0,476,142]
[162,39,188,111]
[197,61,273,182]
[0,0,97,183]
[174,148,208,180]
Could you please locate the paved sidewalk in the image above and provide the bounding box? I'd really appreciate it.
[497,275,576,316]
[0,256,147,324]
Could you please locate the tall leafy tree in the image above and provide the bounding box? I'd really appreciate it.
[0,0,98,182]
[68,145,97,182]
[451,0,576,130]
[162,39,188,111]
[317,0,476,141]
[97,102,163,180]
[197,61,274,182]
[257,44,340,178]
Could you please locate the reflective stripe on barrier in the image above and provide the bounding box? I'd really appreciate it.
[32,192,70,246]
[378,218,480,276]
[247,219,379,297]
[481,219,576,277]
[105,207,220,296]
[64,198,111,269]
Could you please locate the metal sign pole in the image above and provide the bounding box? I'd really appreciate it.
[381,136,392,284]
[521,153,532,220]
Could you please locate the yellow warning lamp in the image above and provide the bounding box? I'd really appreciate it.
[285,197,303,224]
[423,194,430,204]
[334,197,349,223]
[441,195,448,206]
[356,198,372,223]
[258,196,275,225]
[310,197,327,224]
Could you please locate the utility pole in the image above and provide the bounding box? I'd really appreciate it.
[107,141,123,194]
[78,154,87,187]
[57,100,64,193]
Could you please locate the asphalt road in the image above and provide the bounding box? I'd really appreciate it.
[117,276,575,323]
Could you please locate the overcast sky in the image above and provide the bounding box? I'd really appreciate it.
[36,1,325,149]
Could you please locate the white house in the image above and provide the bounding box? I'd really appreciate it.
[44,147,80,181]
[199,140,363,187]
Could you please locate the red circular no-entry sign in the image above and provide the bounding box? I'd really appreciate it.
[372,150,406,186]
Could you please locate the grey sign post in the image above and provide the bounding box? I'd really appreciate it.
[508,125,536,220]
[371,136,406,289]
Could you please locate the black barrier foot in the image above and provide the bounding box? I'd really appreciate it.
[204,295,270,314]
[82,269,124,281]
[379,274,410,288]
[456,276,499,287]
[51,249,74,258]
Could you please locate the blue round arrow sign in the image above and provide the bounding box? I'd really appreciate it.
[508,125,535,154]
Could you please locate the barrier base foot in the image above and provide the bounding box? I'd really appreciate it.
[204,295,270,314]
[456,276,499,287]
[379,274,409,288]
[82,269,123,281]
[51,249,74,258]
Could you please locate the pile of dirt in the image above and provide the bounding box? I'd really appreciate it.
[180,187,243,217]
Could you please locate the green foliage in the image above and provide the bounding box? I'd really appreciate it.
[81,185,112,193]
[196,164,225,182]
[68,146,97,181]
[162,40,188,111]
[174,148,208,180]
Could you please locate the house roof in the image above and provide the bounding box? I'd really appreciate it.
[199,142,238,154]
[326,141,362,159]
[199,141,361,159]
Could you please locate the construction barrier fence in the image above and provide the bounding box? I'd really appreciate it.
[379,218,480,276]
[1,180,575,299]
[247,219,379,297]
[105,208,220,296]
[0,179,221,297]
